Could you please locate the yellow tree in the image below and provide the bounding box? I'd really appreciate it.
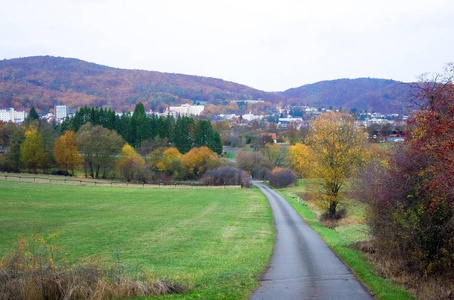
[307,112,367,218]
[20,126,46,174]
[286,143,314,178]
[181,146,221,178]
[53,131,82,175]
[156,147,183,177]
[147,147,164,170]
[117,143,145,182]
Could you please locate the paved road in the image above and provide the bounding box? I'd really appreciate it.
[223,146,238,163]
[250,182,374,300]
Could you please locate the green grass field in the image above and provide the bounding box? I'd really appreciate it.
[278,180,414,300]
[0,181,274,299]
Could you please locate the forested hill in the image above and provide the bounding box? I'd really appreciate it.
[0,56,283,113]
[281,78,413,114]
[0,56,414,114]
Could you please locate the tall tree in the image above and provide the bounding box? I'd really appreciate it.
[130,102,149,148]
[53,130,82,175]
[38,120,58,171]
[0,121,17,149]
[28,107,39,120]
[61,106,121,133]
[211,131,223,155]
[194,120,212,148]
[119,112,132,143]
[20,126,46,174]
[194,119,223,154]
[173,115,194,154]
[117,143,145,182]
[157,114,174,140]
[2,127,25,172]
[24,107,40,128]
[307,111,367,218]
[77,123,123,179]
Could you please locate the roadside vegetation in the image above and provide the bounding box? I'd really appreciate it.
[278,180,413,300]
[353,67,454,299]
[0,181,274,299]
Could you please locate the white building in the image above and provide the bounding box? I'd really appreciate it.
[230,99,265,103]
[165,104,205,117]
[242,112,263,121]
[0,108,27,123]
[54,105,68,120]
[278,117,304,128]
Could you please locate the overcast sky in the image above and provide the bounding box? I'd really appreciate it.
[1,0,453,91]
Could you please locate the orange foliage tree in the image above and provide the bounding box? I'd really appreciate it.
[53,130,82,175]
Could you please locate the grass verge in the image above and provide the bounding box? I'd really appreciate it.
[277,180,414,300]
[0,181,274,299]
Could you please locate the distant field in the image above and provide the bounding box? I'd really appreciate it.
[0,181,274,299]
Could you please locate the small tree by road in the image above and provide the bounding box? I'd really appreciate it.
[307,111,367,219]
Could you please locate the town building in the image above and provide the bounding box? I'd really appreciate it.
[54,105,68,120]
[230,99,265,104]
[164,104,205,117]
[241,112,263,121]
[278,117,303,127]
[0,108,27,123]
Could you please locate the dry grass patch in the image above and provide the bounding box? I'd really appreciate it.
[355,241,454,300]
[0,237,185,300]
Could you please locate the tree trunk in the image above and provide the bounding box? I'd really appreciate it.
[89,162,94,178]
[328,199,338,219]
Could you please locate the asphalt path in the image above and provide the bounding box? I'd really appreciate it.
[250,182,374,300]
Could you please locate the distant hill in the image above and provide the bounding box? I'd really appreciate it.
[0,56,283,113]
[281,78,413,114]
[0,56,414,115]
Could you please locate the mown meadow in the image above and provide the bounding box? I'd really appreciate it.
[0,180,274,299]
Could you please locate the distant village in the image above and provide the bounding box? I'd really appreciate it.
[1,101,408,141]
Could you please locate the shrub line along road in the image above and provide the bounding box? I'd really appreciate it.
[250,182,374,300]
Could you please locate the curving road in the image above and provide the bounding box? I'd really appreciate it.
[250,182,374,300]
